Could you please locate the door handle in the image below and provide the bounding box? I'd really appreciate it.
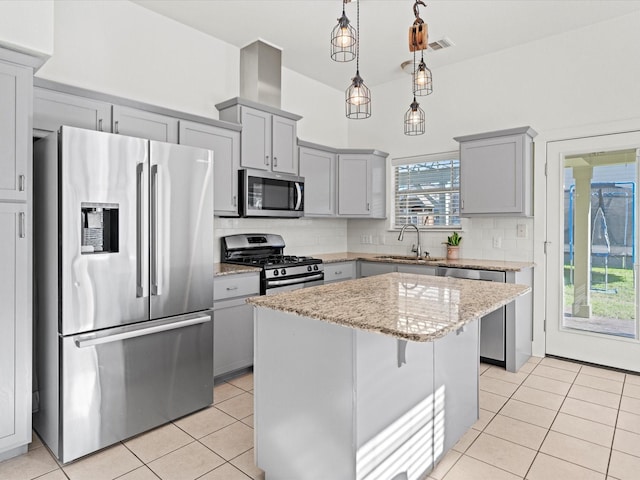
[114,120,119,134]
[18,175,25,192]
[265,154,270,165]
[232,195,237,207]
[98,119,103,131]
[18,212,25,238]
[294,182,302,211]
[273,156,278,167]
[151,165,161,296]
[75,314,211,348]
[136,163,147,298]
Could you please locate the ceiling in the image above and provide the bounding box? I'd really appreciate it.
[133,0,640,91]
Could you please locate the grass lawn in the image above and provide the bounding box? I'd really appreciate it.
[564,265,636,320]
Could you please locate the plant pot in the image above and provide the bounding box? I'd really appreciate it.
[446,245,460,260]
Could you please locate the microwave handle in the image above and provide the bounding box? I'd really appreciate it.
[294,182,303,210]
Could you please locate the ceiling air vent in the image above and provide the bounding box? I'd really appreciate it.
[428,37,455,51]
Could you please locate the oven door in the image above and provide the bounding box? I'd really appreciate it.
[240,169,304,217]
[266,275,324,295]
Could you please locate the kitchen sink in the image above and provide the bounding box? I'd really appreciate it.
[374,255,445,262]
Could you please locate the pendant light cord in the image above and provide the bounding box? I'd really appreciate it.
[356,0,360,73]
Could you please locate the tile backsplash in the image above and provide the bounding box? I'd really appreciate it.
[214,216,534,264]
[214,217,348,262]
[346,217,535,263]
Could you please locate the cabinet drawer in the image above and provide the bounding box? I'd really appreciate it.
[214,274,260,301]
[324,262,355,282]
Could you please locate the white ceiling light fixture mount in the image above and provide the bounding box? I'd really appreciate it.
[345,0,371,119]
[331,0,356,62]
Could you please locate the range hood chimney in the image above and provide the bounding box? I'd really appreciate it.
[240,40,282,109]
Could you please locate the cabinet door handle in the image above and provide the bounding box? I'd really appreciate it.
[18,175,25,192]
[461,199,464,209]
[367,202,370,211]
[98,119,103,131]
[265,155,270,165]
[273,156,278,167]
[226,286,239,291]
[335,271,342,275]
[114,120,119,134]
[19,212,25,238]
[232,195,237,207]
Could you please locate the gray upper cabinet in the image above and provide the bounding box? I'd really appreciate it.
[337,152,387,218]
[455,126,537,217]
[299,146,336,217]
[0,62,31,202]
[179,120,241,217]
[112,105,178,143]
[217,99,301,174]
[271,115,297,174]
[34,87,111,135]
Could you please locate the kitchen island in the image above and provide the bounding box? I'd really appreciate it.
[248,272,530,480]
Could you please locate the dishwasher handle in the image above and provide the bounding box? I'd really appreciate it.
[75,314,211,348]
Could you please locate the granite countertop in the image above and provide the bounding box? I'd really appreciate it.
[214,263,261,277]
[248,272,530,342]
[315,252,534,272]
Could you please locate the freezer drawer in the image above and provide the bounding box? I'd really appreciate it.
[57,312,212,463]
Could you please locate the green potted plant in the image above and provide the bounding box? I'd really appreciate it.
[444,232,462,260]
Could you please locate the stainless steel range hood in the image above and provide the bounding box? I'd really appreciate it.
[240,40,282,109]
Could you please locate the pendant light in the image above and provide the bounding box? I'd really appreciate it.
[345,0,371,119]
[331,0,356,62]
[404,51,425,135]
[414,50,433,96]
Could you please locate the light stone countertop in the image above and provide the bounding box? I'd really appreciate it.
[248,272,530,342]
[315,252,534,272]
[214,263,261,277]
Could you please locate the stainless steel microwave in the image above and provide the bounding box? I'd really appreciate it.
[239,169,304,217]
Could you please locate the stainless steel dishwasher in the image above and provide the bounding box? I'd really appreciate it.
[437,267,507,366]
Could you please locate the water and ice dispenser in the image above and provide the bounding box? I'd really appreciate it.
[81,203,119,254]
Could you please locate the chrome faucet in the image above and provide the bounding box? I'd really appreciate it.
[398,224,422,258]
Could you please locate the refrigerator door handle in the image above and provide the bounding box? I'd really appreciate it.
[74,314,211,348]
[136,163,148,298]
[151,164,161,296]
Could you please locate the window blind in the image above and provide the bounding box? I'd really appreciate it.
[393,152,460,228]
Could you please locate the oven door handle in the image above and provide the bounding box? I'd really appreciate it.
[294,182,303,211]
[268,273,324,287]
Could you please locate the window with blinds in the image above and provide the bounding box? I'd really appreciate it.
[393,152,460,228]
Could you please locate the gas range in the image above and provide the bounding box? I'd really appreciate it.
[221,234,324,294]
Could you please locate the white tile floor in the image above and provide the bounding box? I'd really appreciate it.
[2,357,640,480]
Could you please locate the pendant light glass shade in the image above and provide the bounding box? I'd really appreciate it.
[345,71,371,119]
[404,97,425,135]
[414,55,433,96]
[331,6,356,62]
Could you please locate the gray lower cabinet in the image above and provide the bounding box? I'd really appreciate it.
[359,261,397,278]
[34,87,111,135]
[299,146,336,217]
[0,197,31,460]
[179,120,241,216]
[112,105,178,143]
[213,273,260,379]
[358,261,436,278]
[323,262,356,283]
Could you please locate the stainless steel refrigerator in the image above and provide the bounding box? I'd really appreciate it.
[33,126,214,463]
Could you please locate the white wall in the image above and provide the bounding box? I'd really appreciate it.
[0,0,54,58]
[347,10,640,263]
